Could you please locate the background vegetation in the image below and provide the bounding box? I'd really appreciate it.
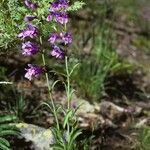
[0,0,149,149]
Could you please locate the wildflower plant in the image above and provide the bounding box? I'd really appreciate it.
[18,0,85,149]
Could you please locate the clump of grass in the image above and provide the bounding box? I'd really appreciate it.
[12,94,27,121]
[136,127,150,150]
[71,23,124,101]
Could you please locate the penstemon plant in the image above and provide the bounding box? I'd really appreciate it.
[18,0,85,149]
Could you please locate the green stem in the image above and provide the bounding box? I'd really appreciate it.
[41,50,60,130]
[65,56,71,109]
[65,56,71,147]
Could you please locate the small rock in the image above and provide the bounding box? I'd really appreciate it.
[16,123,53,150]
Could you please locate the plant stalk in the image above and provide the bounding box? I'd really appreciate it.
[41,50,60,130]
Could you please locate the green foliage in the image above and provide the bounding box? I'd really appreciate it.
[0,0,54,49]
[51,109,82,150]
[71,25,118,100]
[0,0,86,49]
[0,115,18,150]
[12,95,27,121]
[0,0,26,48]
[0,67,7,80]
[43,58,83,150]
[78,135,94,150]
[67,1,85,11]
[136,127,150,150]
[67,0,133,101]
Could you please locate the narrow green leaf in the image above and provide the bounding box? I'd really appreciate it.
[0,130,18,136]
[69,63,79,76]
[68,129,82,149]
[0,138,10,147]
[63,110,73,129]
[0,142,10,150]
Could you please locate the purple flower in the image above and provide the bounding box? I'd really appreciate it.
[25,64,43,80]
[50,45,64,59]
[55,12,68,24]
[46,12,56,22]
[46,12,68,24]
[48,32,59,44]
[60,32,72,44]
[24,0,38,9]
[22,41,40,56]
[49,0,68,12]
[18,24,38,39]
[46,14,53,22]
[48,32,72,45]
[24,15,36,22]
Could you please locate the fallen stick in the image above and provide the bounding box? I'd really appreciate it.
[0,81,13,84]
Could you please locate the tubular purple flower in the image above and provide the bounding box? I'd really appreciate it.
[46,12,68,24]
[24,15,36,22]
[24,0,38,9]
[51,45,64,59]
[60,32,72,44]
[48,32,59,44]
[46,14,53,22]
[25,64,43,80]
[22,41,40,56]
[18,24,38,39]
[49,0,68,12]
[55,12,68,24]
[46,12,56,22]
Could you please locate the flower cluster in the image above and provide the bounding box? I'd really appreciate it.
[18,24,38,39]
[25,64,43,81]
[47,0,69,24]
[24,0,38,9]
[47,0,72,59]
[18,0,72,80]
[18,0,42,80]
[22,41,39,56]
[49,0,68,11]
[48,32,72,45]
[51,45,64,59]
